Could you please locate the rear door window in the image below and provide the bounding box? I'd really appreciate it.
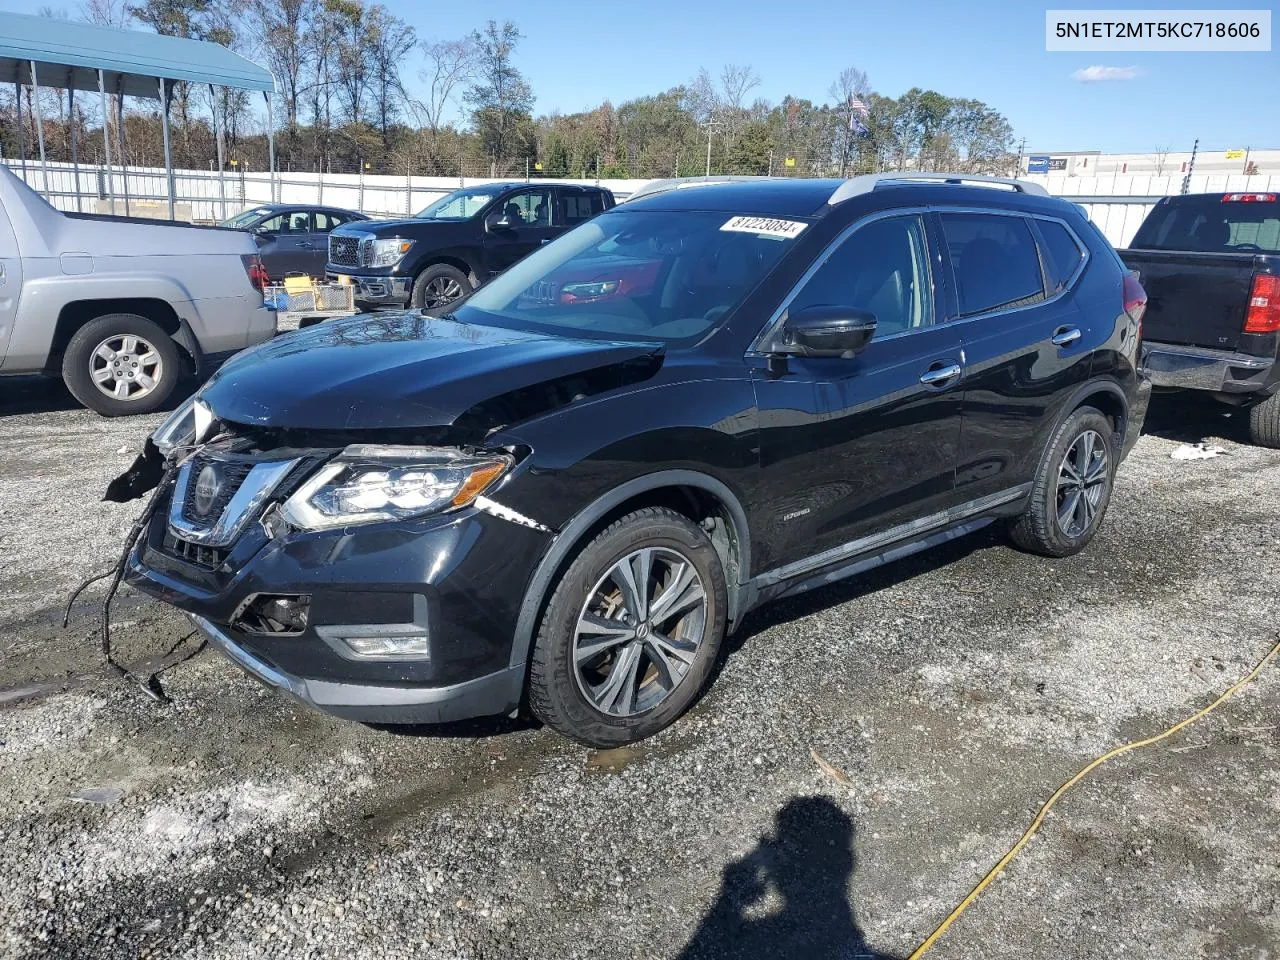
[1035,220,1087,292]
[940,213,1046,316]
[561,190,606,226]
[1131,196,1280,253]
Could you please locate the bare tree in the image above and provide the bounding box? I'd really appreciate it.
[1152,144,1172,177]
[248,0,313,142]
[413,37,477,135]
[79,0,128,26]
[368,7,415,147]
[719,64,761,112]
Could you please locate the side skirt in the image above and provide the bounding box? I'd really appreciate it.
[743,484,1030,610]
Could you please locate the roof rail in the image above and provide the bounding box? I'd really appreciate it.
[828,173,1050,205]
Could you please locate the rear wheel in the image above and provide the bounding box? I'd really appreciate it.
[410,263,472,311]
[528,507,727,747]
[1247,392,1280,448]
[61,313,181,416]
[1010,406,1115,557]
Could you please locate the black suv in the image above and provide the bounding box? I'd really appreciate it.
[121,174,1149,747]
[326,182,615,311]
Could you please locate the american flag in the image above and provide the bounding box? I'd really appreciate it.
[848,96,870,118]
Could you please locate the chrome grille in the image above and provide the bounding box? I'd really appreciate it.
[168,456,299,548]
[329,234,360,267]
[180,455,255,526]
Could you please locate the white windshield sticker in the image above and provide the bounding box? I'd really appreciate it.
[720,216,807,239]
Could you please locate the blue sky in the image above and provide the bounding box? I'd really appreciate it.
[7,0,1277,152]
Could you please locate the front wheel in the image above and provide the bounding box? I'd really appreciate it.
[61,313,182,416]
[528,507,728,747]
[1009,406,1116,557]
[410,263,473,311]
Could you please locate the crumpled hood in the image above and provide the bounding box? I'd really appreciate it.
[200,313,662,431]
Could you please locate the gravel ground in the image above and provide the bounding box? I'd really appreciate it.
[1,379,1278,960]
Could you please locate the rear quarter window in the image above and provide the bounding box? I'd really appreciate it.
[1035,220,1087,291]
[1131,197,1280,254]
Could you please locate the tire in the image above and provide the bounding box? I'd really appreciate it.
[61,313,182,417]
[1247,392,1280,448]
[1009,406,1116,558]
[528,507,728,747]
[410,263,472,311]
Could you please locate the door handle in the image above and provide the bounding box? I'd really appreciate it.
[919,361,962,387]
[297,241,313,248]
[540,238,551,245]
[1051,326,1082,347]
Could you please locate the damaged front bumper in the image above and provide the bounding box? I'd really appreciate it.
[125,478,553,724]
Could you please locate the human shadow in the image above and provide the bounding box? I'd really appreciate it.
[677,796,902,960]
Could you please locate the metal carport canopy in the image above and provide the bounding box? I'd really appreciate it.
[0,10,274,97]
[0,10,275,220]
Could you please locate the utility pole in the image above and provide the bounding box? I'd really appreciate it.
[1015,137,1026,175]
[703,118,722,177]
[1181,138,1199,195]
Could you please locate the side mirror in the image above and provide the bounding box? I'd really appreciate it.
[485,213,511,233]
[778,306,877,358]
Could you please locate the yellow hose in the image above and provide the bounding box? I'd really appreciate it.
[907,636,1280,960]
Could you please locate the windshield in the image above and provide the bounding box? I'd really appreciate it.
[220,206,273,229]
[1131,196,1280,254]
[415,188,502,220]
[453,210,803,343]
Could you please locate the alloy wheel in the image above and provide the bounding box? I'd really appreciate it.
[89,334,164,402]
[573,547,708,718]
[1055,429,1109,538]
[420,276,464,308]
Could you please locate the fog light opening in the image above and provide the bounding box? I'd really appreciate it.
[339,634,431,660]
[233,594,311,636]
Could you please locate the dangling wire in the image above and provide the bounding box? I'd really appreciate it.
[64,464,181,703]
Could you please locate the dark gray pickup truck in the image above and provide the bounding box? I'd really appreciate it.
[1120,191,1280,446]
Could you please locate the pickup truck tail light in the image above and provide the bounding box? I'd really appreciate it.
[1122,271,1147,334]
[241,254,270,297]
[1222,193,1276,203]
[1244,274,1280,334]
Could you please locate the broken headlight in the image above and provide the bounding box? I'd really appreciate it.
[151,396,215,457]
[280,446,511,531]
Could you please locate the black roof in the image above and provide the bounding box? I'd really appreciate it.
[621,177,1076,220]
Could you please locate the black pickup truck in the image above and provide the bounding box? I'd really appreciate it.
[1120,191,1280,446]
[326,182,615,312]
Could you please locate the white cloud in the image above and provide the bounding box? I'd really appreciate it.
[1072,65,1140,82]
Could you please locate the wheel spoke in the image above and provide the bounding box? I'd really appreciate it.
[1057,489,1081,532]
[1084,454,1108,487]
[612,551,649,621]
[94,344,116,363]
[1073,488,1089,532]
[649,563,704,625]
[120,335,138,356]
[112,380,131,399]
[135,372,156,391]
[1059,459,1082,485]
[136,351,159,369]
[1076,431,1094,474]
[645,639,677,691]
[575,614,634,663]
[650,630,698,666]
[91,367,114,384]
[591,642,642,715]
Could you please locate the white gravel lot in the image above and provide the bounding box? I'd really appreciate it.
[1,379,1277,960]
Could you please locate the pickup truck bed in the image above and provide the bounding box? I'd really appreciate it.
[1118,191,1280,445]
